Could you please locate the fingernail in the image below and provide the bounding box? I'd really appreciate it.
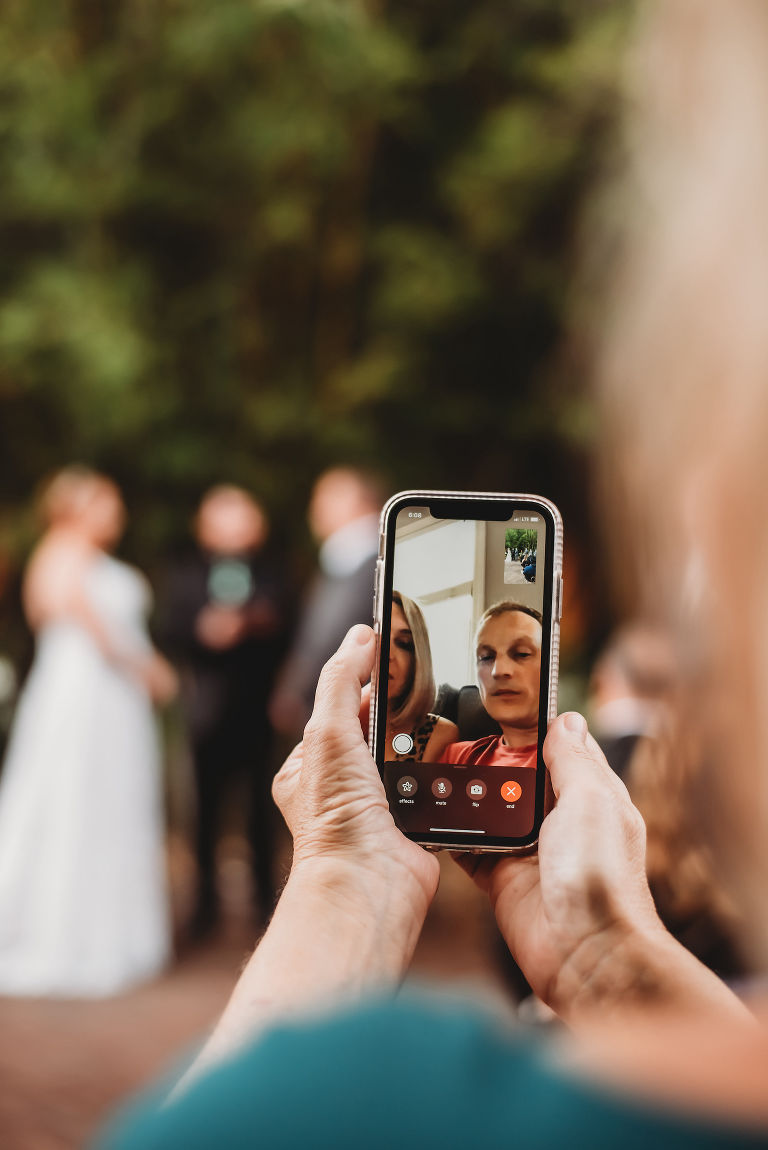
[346,624,371,645]
[563,712,588,741]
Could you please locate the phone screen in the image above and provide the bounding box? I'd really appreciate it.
[373,495,560,850]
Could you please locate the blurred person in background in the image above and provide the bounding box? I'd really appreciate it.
[587,621,677,779]
[589,623,746,980]
[98,2,768,1145]
[0,547,23,762]
[0,466,176,997]
[627,721,748,985]
[269,466,384,741]
[162,486,291,938]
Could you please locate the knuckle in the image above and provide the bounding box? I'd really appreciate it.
[302,716,322,745]
[316,655,347,696]
[271,766,293,809]
[554,739,600,769]
[271,772,286,807]
[572,743,602,766]
[551,742,611,789]
[272,745,303,806]
[302,719,347,762]
[578,777,607,808]
[624,802,647,846]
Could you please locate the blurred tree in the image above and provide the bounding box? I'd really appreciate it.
[0,0,628,573]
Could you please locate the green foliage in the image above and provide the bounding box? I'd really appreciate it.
[505,528,538,553]
[0,0,629,564]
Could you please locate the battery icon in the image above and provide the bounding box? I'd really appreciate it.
[531,516,539,522]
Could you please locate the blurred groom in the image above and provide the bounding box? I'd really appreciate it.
[269,466,384,742]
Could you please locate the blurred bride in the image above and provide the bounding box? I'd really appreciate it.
[0,466,177,997]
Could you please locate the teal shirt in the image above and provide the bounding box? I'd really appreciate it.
[98,996,768,1149]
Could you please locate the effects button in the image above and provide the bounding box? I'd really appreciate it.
[396,775,418,797]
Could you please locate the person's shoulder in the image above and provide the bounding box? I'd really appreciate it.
[96,996,768,1150]
[442,739,470,763]
[30,532,91,569]
[433,715,459,740]
[97,996,528,1150]
[422,716,459,761]
[24,534,95,598]
[444,734,498,764]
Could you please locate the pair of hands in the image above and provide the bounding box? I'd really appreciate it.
[273,624,664,1018]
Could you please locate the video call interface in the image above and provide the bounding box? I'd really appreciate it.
[379,505,548,843]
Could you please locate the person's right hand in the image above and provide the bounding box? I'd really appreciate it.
[459,713,667,1017]
[142,651,179,705]
[181,627,439,1085]
[273,624,440,922]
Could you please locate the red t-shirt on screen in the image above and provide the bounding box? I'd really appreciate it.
[443,735,537,769]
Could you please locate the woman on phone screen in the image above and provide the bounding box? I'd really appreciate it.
[386,591,457,762]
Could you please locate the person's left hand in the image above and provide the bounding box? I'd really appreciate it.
[273,624,440,913]
[455,713,666,1017]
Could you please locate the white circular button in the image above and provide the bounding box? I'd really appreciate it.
[392,732,414,755]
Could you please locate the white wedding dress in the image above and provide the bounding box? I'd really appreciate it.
[0,552,170,997]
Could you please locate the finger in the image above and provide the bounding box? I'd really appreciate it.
[271,744,303,825]
[273,741,303,789]
[305,625,376,740]
[543,712,626,801]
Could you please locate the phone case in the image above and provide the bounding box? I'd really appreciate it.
[370,489,563,853]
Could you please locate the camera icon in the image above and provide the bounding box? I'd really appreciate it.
[466,779,487,799]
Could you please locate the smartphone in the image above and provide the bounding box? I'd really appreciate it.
[370,490,563,853]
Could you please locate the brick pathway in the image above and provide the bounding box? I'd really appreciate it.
[0,850,510,1149]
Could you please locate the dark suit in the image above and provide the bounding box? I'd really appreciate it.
[162,547,291,929]
[272,551,377,737]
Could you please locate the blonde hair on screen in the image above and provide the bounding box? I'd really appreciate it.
[389,591,436,733]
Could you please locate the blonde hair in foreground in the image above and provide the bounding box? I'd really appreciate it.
[593,0,768,966]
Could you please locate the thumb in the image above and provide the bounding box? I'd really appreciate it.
[306,625,376,742]
[543,712,623,801]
